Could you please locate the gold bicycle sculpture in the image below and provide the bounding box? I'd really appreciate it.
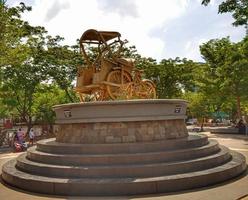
[75,29,156,101]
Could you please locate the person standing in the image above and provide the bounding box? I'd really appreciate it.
[236,119,246,134]
[17,128,25,143]
[29,128,35,146]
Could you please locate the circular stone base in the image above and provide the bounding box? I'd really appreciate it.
[2,135,247,196]
[56,119,188,144]
[2,100,247,196]
[53,99,188,144]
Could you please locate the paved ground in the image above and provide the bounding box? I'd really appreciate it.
[0,132,248,200]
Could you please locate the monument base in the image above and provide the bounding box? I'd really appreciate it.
[2,100,247,196]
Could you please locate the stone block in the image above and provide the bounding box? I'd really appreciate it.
[115,128,128,137]
[82,136,92,143]
[140,123,147,129]
[79,136,85,143]
[160,132,166,139]
[94,123,107,130]
[135,132,143,141]
[72,126,81,137]
[105,136,122,143]
[107,128,116,135]
[142,135,154,141]
[128,122,136,128]
[63,124,72,133]
[53,125,59,136]
[167,131,178,139]
[154,134,162,140]
[128,128,135,135]
[112,137,122,143]
[159,126,166,134]
[69,136,80,143]
[90,136,101,144]
[97,136,106,143]
[105,136,114,143]
[93,123,101,130]
[147,127,154,135]
[153,121,159,127]
[99,129,108,136]
[122,135,136,143]
[109,122,127,129]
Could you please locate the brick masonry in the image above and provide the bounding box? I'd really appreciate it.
[56,119,188,144]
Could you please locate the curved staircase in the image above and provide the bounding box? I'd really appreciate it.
[2,134,246,196]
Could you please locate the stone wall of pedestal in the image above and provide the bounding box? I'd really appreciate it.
[56,119,188,144]
[54,99,188,144]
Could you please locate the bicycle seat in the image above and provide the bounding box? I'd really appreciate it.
[116,58,134,67]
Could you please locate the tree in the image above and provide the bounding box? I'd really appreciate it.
[199,37,248,119]
[202,0,248,29]
[183,92,213,123]
[41,36,82,102]
[0,2,48,131]
[1,37,47,130]
[33,84,72,127]
[140,58,197,98]
[0,2,81,132]
[0,2,42,67]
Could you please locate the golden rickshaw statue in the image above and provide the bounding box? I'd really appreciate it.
[75,29,156,101]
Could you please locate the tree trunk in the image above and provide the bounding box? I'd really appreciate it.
[236,95,241,119]
[200,118,204,132]
[65,88,74,102]
[25,115,33,136]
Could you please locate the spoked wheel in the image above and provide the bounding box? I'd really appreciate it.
[91,88,107,101]
[129,80,156,99]
[106,70,132,100]
[141,80,156,99]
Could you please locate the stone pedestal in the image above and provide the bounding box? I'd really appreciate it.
[56,119,188,143]
[54,99,188,143]
[2,99,247,196]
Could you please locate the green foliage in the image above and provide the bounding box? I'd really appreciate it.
[0,2,81,129]
[183,92,212,119]
[202,0,248,27]
[33,84,72,125]
[41,36,82,102]
[140,57,197,98]
[1,1,247,126]
[199,37,248,118]
[0,2,46,127]
[0,2,45,67]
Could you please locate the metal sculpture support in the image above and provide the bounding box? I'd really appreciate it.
[74,29,156,101]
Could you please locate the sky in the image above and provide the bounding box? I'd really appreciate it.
[7,0,246,62]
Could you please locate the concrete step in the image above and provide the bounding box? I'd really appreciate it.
[16,146,231,178]
[2,150,246,196]
[27,140,220,166]
[36,134,208,154]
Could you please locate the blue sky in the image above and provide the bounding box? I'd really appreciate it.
[7,0,246,62]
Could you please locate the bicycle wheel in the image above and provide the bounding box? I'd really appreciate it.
[106,70,132,100]
[135,80,156,99]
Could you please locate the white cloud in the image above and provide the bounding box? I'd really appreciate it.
[184,38,208,61]
[21,0,187,60]
[19,0,245,62]
[45,0,70,22]
[96,0,138,18]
